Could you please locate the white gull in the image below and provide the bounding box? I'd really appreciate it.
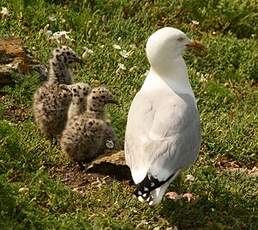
[125,27,202,205]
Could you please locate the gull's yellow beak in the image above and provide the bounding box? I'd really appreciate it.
[186,40,205,50]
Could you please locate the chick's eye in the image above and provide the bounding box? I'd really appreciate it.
[177,37,185,42]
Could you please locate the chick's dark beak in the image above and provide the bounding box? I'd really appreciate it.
[75,56,84,64]
[109,98,119,105]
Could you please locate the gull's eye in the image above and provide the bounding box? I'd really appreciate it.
[177,37,185,42]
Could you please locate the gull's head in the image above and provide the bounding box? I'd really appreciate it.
[146,27,201,72]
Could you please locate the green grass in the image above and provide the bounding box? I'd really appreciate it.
[1,0,258,229]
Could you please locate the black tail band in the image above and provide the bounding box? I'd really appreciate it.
[134,173,175,199]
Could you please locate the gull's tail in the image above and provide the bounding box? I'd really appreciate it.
[134,170,180,205]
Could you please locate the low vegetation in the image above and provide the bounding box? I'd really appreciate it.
[0,0,257,229]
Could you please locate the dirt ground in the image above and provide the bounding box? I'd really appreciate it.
[49,151,133,195]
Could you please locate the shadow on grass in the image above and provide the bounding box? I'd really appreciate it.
[0,176,18,229]
[87,162,133,183]
[161,190,258,229]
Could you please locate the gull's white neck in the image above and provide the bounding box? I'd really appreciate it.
[141,57,195,98]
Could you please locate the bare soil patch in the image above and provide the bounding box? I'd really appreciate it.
[3,105,30,122]
[49,151,133,195]
[215,156,258,176]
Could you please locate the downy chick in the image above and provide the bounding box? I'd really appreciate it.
[86,87,118,153]
[33,46,82,138]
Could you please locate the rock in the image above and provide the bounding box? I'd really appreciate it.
[89,150,126,166]
[0,37,47,86]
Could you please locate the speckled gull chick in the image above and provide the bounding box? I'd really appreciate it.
[33,46,82,139]
[125,27,202,206]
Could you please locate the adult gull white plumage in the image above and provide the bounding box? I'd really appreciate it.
[125,27,202,205]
